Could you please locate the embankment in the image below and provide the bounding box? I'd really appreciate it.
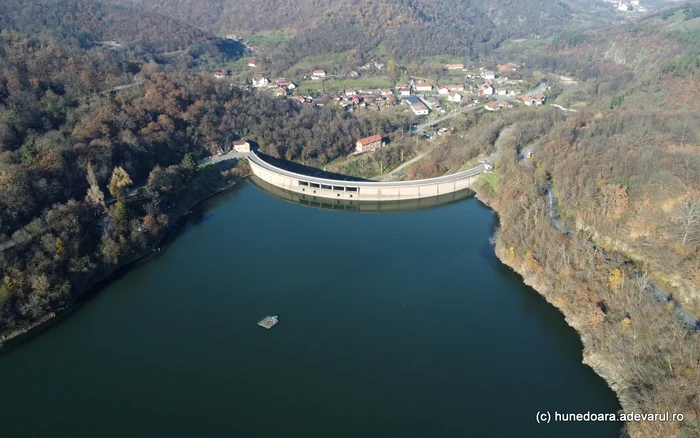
[474,174,699,438]
[0,161,250,351]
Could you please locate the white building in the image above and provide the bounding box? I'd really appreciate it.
[405,96,429,116]
[480,83,494,96]
[397,86,411,97]
[448,91,463,103]
[232,140,251,153]
[415,82,433,92]
[252,77,269,88]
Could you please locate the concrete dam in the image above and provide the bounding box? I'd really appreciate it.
[247,151,485,202]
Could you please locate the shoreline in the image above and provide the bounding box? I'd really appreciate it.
[474,178,698,436]
[472,190,626,431]
[0,171,683,435]
[0,173,249,353]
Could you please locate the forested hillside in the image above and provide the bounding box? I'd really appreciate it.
[388,8,700,435]
[410,3,700,315]
[0,0,229,64]
[105,0,603,65]
[527,5,700,314]
[0,25,400,336]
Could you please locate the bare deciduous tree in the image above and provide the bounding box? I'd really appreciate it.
[85,162,105,212]
[673,195,700,247]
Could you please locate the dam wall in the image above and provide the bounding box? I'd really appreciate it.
[247,151,484,202]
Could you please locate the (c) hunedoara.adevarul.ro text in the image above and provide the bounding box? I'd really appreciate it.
[536,411,684,424]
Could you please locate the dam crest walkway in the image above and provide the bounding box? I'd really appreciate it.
[246,151,486,202]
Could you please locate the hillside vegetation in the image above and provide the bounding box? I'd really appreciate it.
[400,9,700,435]
[105,0,604,67]
[0,0,228,62]
[0,26,396,336]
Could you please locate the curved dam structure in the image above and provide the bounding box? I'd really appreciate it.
[247,151,485,201]
[249,175,476,212]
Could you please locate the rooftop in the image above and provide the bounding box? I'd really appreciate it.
[404,96,421,105]
[358,134,383,145]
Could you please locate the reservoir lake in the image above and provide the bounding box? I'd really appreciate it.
[0,179,621,437]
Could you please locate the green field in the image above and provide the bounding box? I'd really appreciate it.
[288,51,359,74]
[502,37,551,56]
[673,16,700,32]
[299,77,394,91]
[245,30,295,47]
[478,171,502,193]
[419,55,466,65]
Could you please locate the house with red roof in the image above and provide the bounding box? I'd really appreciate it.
[355,134,384,153]
[497,63,519,72]
[311,70,327,80]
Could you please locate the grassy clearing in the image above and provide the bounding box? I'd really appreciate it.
[327,154,385,179]
[419,55,466,65]
[299,77,393,91]
[245,31,294,47]
[479,172,502,193]
[290,51,356,72]
[674,16,700,32]
[502,37,551,56]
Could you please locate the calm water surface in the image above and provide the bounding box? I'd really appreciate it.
[0,180,620,437]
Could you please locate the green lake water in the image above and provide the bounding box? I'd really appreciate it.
[0,180,621,437]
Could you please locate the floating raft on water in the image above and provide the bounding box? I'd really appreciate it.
[257,315,279,329]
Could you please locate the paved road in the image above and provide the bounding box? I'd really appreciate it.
[519,145,534,161]
[550,103,577,113]
[416,106,478,131]
[378,149,435,182]
[543,183,699,330]
[512,138,698,329]
[523,80,547,97]
[248,151,484,187]
[107,151,246,206]
[198,151,249,166]
[412,81,546,131]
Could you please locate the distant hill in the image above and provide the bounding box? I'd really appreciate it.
[104,0,604,63]
[0,0,224,58]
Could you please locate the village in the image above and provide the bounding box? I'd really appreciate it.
[208,37,559,167]
[212,53,548,120]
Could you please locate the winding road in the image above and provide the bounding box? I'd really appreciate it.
[525,149,700,330]
[415,106,478,131]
